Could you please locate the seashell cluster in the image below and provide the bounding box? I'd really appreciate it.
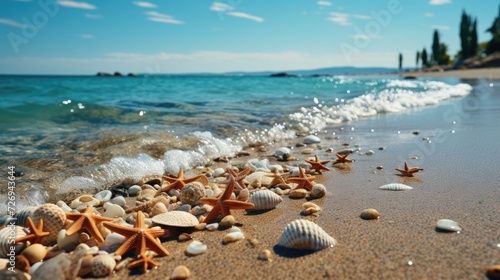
[32,203,67,245]
[152,211,199,227]
[378,183,413,191]
[248,190,283,211]
[278,219,337,251]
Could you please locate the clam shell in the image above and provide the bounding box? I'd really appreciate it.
[32,203,67,245]
[21,243,47,264]
[91,254,116,277]
[185,240,207,256]
[278,219,336,251]
[245,171,273,186]
[94,190,112,204]
[14,207,37,227]
[248,190,283,211]
[436,219,462,232]
[152,211,199,227]
[69,195,100,209]
[150,202,168,217]
[0,226,26,258]
[103,204,125,218]
[378,183,413,191]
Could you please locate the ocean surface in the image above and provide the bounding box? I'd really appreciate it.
[0,74,477,210]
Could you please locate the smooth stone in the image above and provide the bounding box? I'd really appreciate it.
[436,219,462,232]
[109,196,126,207]
[57,229,80,250]
[56,201,72,212]
[289,189,308,199]
[303,135,321,144]
[213,168,225,177]
[206,223,218,231]
[274,147,291,158]
[170,265,191,280]
[300,148,313,154]
[177,204,192,212]
[128,185,142,196]
[360,208,381,220]
[258,249,272,261]
[310,184,326,199]
[185,240,207,256]
[219,215,235,228]
[103,233,126,246]
[223,231,244,244]
[103,204,125,218]
[22,244,47,264]
[365,150,374,156]
[94,190,112,204]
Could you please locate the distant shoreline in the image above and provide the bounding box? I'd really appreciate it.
[399,67,500,80]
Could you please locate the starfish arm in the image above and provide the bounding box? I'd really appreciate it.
[83,218,106,244]
[128,254,159,273]
[203,204,222,224]
[199,197,219,207]
[145,227,169,239]
[223,200,255,210]
[395,168,406,173]
[145,234,169,256]
[102,222,137,238]
[114,233,140,256]
[65,218,85,236]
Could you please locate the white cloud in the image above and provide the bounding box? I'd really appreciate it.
[226,11,264,22]
[429,0,451,5]
[0,18,26,28]
[133,1,157,8]
[424,13,434,17]
[57,1,96,10]
[85,13,102,19]
[431,25,450,30]
[145,11,184,24]
[317,1,332,6]
[80,34,95,39]
[328,12,371,26]
[209,2,234,12]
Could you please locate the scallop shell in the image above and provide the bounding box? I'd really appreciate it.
[14,207,37,227]
[245,171,273,187]
[0,226,26,258]
[32,203,67,245]
[278,219,337,250]
[152,211,199,227]
[436,219,462,232]
[69,195,100,209]
[248,190,283,211]
[378,183,413,191]
[91,254,116,277]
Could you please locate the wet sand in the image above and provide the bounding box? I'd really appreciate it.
[91,78,500,279]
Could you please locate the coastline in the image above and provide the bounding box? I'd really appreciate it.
[402,67,500,80]
[103,77,499,279]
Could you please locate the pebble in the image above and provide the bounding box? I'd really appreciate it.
[223,231,245,244]
[128,185,142,196]
[310,184,326,199]
[360,208,381,220]
[219,215,236,228]
[258,249,272,261]
[376,166,384,170]
[22,244,47,264]
[364,150,374,156]
[300,148,313,154]
[303,135,321,144]
[170,265,191,280]
[185,240,207,256]
[206,223,219,231]
[109,196,126,207]
[194,223,206,231]
[213,167,225,177]
[289,189,308,199]
[436,219,462,232]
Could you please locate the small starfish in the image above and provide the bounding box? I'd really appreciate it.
[265,170,289,186]
[305,155,330,173]
[395,162,423,177]
[332,153,353,165]
[128,252,159,273]
[199,176,255,224]
[155,169,208,196]
[15,217,50,245]
[103,210,169,257]
[65,206,116,244]
[286,167,316,191]
[226,167,251,190]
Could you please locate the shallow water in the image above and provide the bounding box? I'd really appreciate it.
[0,74,478,210]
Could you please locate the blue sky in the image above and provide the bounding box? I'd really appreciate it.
[0,0,498,74]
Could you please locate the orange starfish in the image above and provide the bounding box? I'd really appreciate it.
[286,167,316,191]
[155,169,208,196]
[305,155,330,173]
[226,167,251,189]
[332,153,353,165]
[265,170,289,186]
[128,252,159,273]
[199,176,255,224]
[66,206,116,244]
[395,162,423,177]
[103,211,169,257]
[15,217,50,245]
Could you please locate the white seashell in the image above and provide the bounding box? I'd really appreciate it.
[152,211,199,227]
[274,147,291,158]
[278,219,337,250]
[248,190,283,211]
[223,231,245,244]
[206,223,218,231]
[91,254,116,277]
[303,135,321,144]
[103,204,125,218]
[436,219,462,232]
[213,167,225,177]
[310,184,326,199]
[57,229,80,250]
[94,190,112,204]
[245,171,273,187]
[14,206,37,227]
[246,158,272,172]
[179,181,205,206]
[70,195,100,209]
[378,183,413,191]
[236,188,250,201]
[228,226,242,233]
[56,201,73,213]
[103,232,127,246]
[109,196,126,207]
[185,240,207,256]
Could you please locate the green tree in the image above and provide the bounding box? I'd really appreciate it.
[399,53,403,71]
[421,48,429,68]
[459,10,477,59]
[416,51,420,69]
[432,30,440,65]
[486,4,500,55]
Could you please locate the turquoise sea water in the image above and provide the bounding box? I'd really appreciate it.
[0,74,476,208]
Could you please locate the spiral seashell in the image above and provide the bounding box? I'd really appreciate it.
[70,195,100,210]
[125,195,169,214]
[14,207,37,227]
[248,190,283,211]
[32,203,67,245]
[379,183,413,191]
[91,254,116,277]
[278,219,337,251]
[0,225,26,258]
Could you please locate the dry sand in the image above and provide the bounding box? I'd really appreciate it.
[89,75,500,280]
[404,67,500,80]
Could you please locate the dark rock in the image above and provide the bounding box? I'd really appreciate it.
[270,72,297,77]
[127,73,138,77]
[113,71,124,76]
[96,72,112,76]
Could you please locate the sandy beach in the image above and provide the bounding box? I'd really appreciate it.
[78,74,499,280]
[405,68,500,80]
